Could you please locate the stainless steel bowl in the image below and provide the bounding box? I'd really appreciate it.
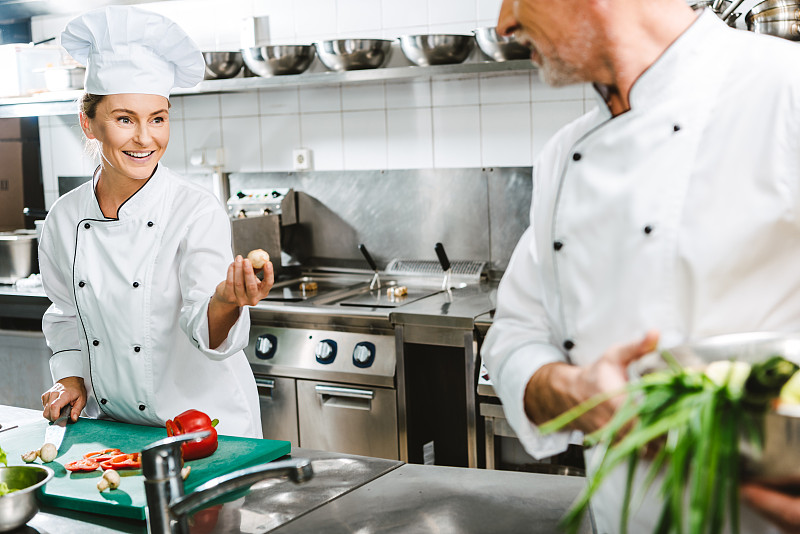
[202,52,244,80]
[632,332,800,485]
[0,465,54,532]
[473,27,531,62]
[242,45,316,77]
[399,34,475,67]
[314,39,392,72]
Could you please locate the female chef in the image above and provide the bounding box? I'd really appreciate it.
[37,6,269,438]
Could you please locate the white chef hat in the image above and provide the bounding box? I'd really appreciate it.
[61,6,205,98]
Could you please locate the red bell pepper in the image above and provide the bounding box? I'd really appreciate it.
[65,458,100,472]
[165,409,219,461]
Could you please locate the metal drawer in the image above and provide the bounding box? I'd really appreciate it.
[297,380,399,460]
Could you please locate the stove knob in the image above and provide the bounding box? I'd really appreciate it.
[352,342,376,368]
[255,334,277,360]
[315,339,337,364]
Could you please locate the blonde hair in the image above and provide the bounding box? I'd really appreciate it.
[79,93,104,161]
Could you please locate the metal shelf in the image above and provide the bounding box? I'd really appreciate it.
[0,59,536,118]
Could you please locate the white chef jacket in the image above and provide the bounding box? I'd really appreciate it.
[39,164,262,439]
[482,10,800,534]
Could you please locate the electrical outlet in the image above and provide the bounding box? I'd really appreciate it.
[293,148,312,171]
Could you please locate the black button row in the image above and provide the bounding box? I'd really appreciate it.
[98,398,146,412]
[83,221,155,229]
[554,225,656,252]
[77,280,142,288]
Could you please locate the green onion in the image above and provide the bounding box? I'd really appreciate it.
[540,352,796,534]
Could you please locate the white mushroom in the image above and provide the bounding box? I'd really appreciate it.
[97,469,121,492]
[246,249,270,270]
[38,443,57,463]
[21,450,39,463]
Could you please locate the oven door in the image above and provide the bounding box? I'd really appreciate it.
[255,375,299,446]
[297,380,399,460]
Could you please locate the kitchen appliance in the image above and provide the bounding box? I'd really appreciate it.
[249,326,399,459]
[247,248,487,462]
[315,39,393,72]
[227,188,294,278]
[0,230,38,284]
[399,34,475,66]
[0,418,290,520]
[0,43,62,97]
[41,66,85,91]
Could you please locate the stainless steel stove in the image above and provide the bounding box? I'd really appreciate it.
[246,259,487,462]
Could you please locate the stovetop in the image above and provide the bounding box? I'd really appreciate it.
[260,271,451,310]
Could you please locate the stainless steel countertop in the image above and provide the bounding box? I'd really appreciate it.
[0,276,497,330]
[2,405,594,534]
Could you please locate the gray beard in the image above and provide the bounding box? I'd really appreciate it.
[537,54,586,87]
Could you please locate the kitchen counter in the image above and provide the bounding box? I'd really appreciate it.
[0,275,497,330]
[1,405,594,534]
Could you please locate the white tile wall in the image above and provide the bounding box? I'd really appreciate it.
[162,119,187,174]
[343,110,387,170]
[432,105,481,168]
[300,112,344,170]
[32,0,595,204]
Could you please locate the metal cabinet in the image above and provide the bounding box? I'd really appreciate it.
[297,380,399,460]
[255,375,299,447]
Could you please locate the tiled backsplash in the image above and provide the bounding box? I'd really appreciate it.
[32,0,597,208]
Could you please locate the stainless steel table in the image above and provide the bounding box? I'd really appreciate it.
[2,406,594,534]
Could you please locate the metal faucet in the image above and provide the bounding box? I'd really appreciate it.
[141,431,313,534]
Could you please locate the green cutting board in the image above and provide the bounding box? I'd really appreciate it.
[0,418,290,520]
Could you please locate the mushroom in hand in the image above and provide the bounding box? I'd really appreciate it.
[246,249,270,270]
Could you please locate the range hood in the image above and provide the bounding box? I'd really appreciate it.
[0,0,174,24]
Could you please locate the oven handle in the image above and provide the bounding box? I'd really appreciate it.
[255,377,275,389]
[315,385,374,400]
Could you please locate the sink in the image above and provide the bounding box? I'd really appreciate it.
[194,450,401,533]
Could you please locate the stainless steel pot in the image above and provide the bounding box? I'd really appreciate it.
[0,465,54,532]
[747,17,800,38]
[746,4,800,20]
[748,0,800,17]
[43,66,85,91]
[0,230,38,284]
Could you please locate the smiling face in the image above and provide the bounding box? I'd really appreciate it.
[498,0,600,87]
[80,93,170,183]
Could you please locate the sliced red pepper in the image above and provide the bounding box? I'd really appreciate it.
[65,458,100,472]
[165,409,219,461]
[84,448,122,462]
[100,453,141,470]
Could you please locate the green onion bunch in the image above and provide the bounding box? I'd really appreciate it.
[539,354,798,534]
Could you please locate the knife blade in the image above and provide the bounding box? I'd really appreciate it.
[44,405,71,452]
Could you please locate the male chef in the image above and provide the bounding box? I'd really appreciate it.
[481,0,800,532]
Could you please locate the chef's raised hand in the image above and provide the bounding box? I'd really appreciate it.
[41,377,87,423]
[207,256,274,350]
[214,255,274,307]
[524,330,660,434]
